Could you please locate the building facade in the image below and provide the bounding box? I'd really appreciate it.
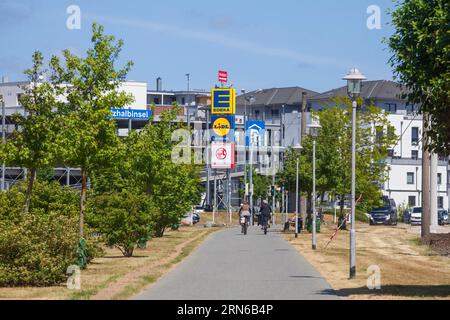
[309,80,449,211]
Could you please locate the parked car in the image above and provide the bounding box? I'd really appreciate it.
[438,209,448,226]
[369,197,397,225]
[403,208,412,224]
[369,206,397,225]
[193,206,205,215]
[439,209,449,225]
[410,207,422,226]
[181,212,200,226]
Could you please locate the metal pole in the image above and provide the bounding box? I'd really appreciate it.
[128,107,132,134]
[228,168,232,225]
[206,109,211,206]
[244,98,247,202]
[349,99,357,279]
[249,143,254,225]
[66,167,70,186]
[213,169,217,224]
[295,156,299,238]
[1,100,5,191]
[286,190,289,224]
[272,146,276,225]
[422,114,431,237]
[312,139,317,250]
[430,151,438,230]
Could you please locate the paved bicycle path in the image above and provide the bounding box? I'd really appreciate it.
[134,225,338,300]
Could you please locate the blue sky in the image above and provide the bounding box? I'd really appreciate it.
[0,0,397,93]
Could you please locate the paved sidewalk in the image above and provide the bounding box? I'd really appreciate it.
[134,225,339,300]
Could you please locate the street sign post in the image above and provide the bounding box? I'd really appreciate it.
[110,108,151,120]
[211,142,235,169]
[211,88,236,115]
[210,115,235,143]
[245,121,266,147]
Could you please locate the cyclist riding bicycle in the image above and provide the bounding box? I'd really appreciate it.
[259,200,272,232]
[239,201,251,234]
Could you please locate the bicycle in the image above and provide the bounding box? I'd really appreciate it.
[240,216,248,235]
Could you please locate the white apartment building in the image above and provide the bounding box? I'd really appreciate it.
[310,80,449,211]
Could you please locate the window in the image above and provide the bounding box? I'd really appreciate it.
[408,196,416,207]
[385,103,397,113]
[254,110,260,120]
[271,109,280,118]
[181,97,186,105]
[437,173,442,185]
[17,93,24,106]
[411,150,419,160]
[438,197,444,209]
[407,172,415,185]
[387,149,394,157]
[411,127,419,145]
[153,97,160,105]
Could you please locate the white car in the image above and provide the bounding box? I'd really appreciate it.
[410,207,422,225]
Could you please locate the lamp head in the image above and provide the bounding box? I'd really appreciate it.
[308,119,321,138]
[343,68,366,97]
[292,143,303,152]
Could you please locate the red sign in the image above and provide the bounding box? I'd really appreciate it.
[216,147,227,160]
[218,70,228,83]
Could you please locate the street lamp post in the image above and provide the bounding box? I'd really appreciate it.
[1,100,5,191]
[293,144,303,238]
[242,89,248,202]
[343,68,366,279]
[308,120,321,250]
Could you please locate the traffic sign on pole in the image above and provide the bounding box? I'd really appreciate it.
[245,121,265,147]
[211,142,235,169]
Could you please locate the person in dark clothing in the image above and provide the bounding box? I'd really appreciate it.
[259,200,272,228]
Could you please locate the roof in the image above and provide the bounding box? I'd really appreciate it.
[236,87,319,107]
[309,80,409,102]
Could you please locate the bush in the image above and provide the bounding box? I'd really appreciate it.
[0,210,79,286]
[86,190,153,257]
[0,181,102,286]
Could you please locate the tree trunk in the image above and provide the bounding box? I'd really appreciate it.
[24,168,36,213]
[80,168,87,238]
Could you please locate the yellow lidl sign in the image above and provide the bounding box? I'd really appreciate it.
[212,117,232,137]
[211,88,236,114]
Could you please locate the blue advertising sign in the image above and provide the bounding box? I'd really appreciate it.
[245,121,265,147]
[110,108,151,120]
[210,115,235,142]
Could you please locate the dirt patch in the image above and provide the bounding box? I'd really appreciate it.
[422,234,450,257]
[283,214,450,300]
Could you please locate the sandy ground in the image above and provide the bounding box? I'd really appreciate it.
[283,215,450,300]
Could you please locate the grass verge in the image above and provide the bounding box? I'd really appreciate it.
[283,215,450,300]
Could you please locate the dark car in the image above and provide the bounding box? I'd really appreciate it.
[403,208,412,224]
[438,209,447,226]
[369,197,397,226]
[192,213,200,224]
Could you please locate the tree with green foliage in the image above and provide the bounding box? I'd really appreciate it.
[387,0,450,155]
[279,99,397,220]
[5,51,62,213]
[86,190,153,257]
[128,106,202,237]
[50,23,134,238]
